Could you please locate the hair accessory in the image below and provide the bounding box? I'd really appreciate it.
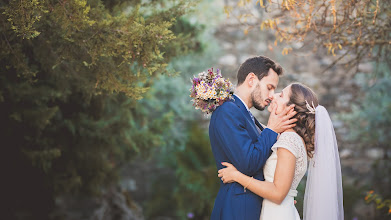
[305,100,316,114]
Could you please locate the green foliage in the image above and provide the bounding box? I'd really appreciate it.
[340,64,391,159]
[295,179,305,218]
[144,169,178,219]
[1,0,192,98]
[142,6,224,217]
[0,0,200,219]
[136,73,195,219]
[145,122,219,220]
[340,63,391,219]
[3,0,48,39]
[341,72,391,148]
[173,122,219,219]
[141,51,221,219]
[0,0,225,218]
[342,180,366,220]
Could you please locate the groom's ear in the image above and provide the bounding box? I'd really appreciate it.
[247,72,257,87]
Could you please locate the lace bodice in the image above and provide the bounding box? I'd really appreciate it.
[263,132,308,190]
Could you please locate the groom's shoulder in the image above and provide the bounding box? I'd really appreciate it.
[210,100,244,128]
[213,100,239,117]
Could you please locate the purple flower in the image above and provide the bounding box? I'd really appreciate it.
[187,212,194,219]
[193,78,201,85]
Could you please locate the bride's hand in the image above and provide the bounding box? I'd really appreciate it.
[218,162,240,184]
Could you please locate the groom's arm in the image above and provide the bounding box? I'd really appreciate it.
[214,104,278,176]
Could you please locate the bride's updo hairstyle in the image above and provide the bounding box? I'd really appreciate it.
[287,83,319,158]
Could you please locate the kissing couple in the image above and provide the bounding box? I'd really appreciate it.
[209,56,344,220]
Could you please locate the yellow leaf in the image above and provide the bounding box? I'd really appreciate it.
[260,23,265,30]
[283,0,290,10]
[282,47,292,55]
[224,6,232,17]
[288,0,296,7]
[338,44,342,49]
[274,40,277,46]
[244,28,249,35]
[259,0,265,8]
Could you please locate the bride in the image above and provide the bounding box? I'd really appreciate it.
[218,83,344,220]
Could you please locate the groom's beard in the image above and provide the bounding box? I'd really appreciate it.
[251,92,266,111]
[253,101,265,111]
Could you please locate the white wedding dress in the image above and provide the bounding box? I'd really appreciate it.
[260,132,307,220]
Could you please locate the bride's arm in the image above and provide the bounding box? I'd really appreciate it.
[218,148,295,204]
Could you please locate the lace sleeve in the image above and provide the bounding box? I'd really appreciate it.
[271,132,302,158]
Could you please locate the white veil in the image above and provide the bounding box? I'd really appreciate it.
[303,105,344,220]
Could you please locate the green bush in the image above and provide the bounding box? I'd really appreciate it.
[340,63,391,219]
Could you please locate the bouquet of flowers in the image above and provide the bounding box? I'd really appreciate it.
[190,68,235,114]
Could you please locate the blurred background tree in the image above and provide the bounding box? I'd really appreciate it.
[0,0,203,219]
[224,0,391,73]
[340,64,391,219]
[140,3,224,217]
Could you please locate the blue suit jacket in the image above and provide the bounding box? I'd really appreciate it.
[209,96,278,220]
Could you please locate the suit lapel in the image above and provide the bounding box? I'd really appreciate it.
[254,117,264,131]
[233,96,253,122]
[233,96,264,133]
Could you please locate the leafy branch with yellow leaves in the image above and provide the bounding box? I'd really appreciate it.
[224,0,390,72]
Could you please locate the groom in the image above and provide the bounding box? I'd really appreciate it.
[209,56,297,220]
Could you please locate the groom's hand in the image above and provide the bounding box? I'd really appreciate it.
[266,104,297,133]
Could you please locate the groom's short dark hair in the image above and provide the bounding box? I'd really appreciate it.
[237,56,283,85]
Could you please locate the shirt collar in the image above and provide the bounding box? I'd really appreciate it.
[234,94,250,112]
